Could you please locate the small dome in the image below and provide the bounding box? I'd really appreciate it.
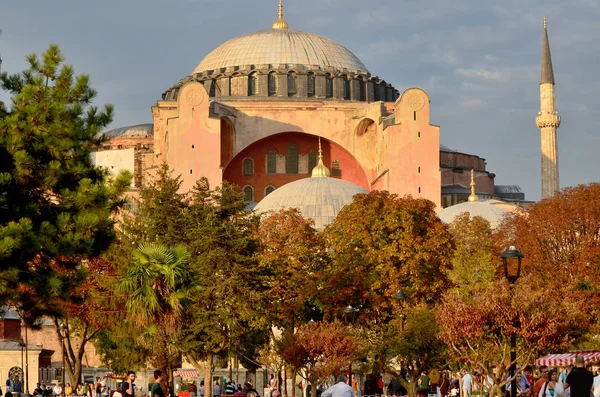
[254,177,368,231]
[437,200,511,229]
[193,29,368,75]
[100,123,154,139]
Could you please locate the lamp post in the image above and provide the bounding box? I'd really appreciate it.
[393,289,408,331]
[501,246,524,397]
[343,305,359,389]
[59,323,68,397]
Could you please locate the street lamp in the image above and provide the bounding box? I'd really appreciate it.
[59,323,68,397]
[343,305,359,388]
[393,289,408,331]
[501,246,524,397]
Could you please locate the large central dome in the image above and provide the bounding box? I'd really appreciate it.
[193,28,369,75]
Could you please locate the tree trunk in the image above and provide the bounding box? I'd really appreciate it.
[310,372,318,397]
[205,354,215,397]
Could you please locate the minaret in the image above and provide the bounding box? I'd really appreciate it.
[535,15,561,199]
[468,169,479,202]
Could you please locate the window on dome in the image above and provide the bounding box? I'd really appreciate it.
[209,79,217,97]
[308,150,317,173]
[243,158,254,176]
[374,83,380,101]
[248,73,258,96]
[265,185,276,196]
[307,73,315,97]
[243,186,254,202]
[266,150,277,174]
[343,76,351,100]
[286,143,299,174]
[359,80,366,101]
[325,75,333,98]
[288,73,297,96]
[268,72,277,96]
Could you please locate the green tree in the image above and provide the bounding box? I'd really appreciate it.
[118,243,198,393]
[179,179,268,397]
[0,44,130,320]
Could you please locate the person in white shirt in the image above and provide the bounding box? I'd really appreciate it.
[592,369,600,397]
[53,382,64,397]
[321,376,354,397]
[462,371,474,397]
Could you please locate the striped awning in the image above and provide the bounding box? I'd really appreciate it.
[173,370,199,378]
[536,350,600,366]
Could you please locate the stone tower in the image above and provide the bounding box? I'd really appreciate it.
[536,16,561,199]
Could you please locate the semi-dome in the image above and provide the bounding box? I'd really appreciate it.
[437,200,511,229]
[193,29,368,75]
[254,146,367,231]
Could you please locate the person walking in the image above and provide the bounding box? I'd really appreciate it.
[121,372,136,397]
[321,376,354,397]
[150,371,164,397]
[565,356,594,397]
[592,369,600,397]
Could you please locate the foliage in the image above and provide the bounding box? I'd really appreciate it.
[321,191,454,324]
[256,209,326,328]
[118,243,198,391]
[0,44,130,320]
[448,213,495,294]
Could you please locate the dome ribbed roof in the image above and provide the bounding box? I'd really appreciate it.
[254,177,368,231]
[193,29,368,74]
[437,200,511,229]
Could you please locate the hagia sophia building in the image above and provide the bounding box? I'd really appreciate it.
[92,1,559,230]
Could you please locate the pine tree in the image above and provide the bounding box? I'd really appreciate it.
[0,45,130,320]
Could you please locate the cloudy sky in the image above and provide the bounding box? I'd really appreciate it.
[1,0,599,201]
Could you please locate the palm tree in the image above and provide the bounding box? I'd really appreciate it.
[119,243,199,394]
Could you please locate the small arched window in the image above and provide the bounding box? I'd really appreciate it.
[308,150,317,173]
[307,73,315,97]
[242,158,254,176]
[248,73,258,96]
[243,186,254,202]
[209,79,217,97]
[265,185,276,196]
[266,150,277,174]
[342,76,350,100]
[325,75,333,98]
[268,72,277,96]
[373,83,380,101]
[286,143,299,174]
[288,73,297,96]
[359,80,366,101]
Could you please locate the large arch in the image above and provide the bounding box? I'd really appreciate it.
[223,132,369,203]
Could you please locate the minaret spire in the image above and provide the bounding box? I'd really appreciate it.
[311,137,330,178]
[536,15,561,199]
[272,0,289,30]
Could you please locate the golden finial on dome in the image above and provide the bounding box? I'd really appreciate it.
[311,137,330,178]
[468,169,479,202]
[544,15,547,29]
[272,0,289,30]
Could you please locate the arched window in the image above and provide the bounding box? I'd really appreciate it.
[265,185,276,196]
[286,143,299,174]
[325,74,333,98]
[248,73,258,96]
[242,158,254,176]
[359,80,366,101]
[209,79,217,97]
[268,72,277,96]
[307,73,315,97]
[342,76,350,100]
[266,150,277,174]
[243,185,254,202]
[288,73,297,96]
[373,83,380,101]
[308,150,317,173]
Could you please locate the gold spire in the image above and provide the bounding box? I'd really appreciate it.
[272,0,289,30]
[311,137,330,178]
[544,15,547,29]
[468,169,479,202]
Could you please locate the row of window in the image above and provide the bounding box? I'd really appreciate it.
[244,185,275,202]
[242,144,319,176]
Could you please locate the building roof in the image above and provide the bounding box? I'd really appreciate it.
[254,176,368,231]
[0,307,20,320]
[494,185,523,194]
[541,16,555,85]
[193,28,368,75]
[100,123,154,139]
[0,340,42,351]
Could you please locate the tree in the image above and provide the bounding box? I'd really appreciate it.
[118,243,198,394]
[256,209,326,328]
[179,179,268,397]
[0,44,130,319]
[278,321,362,397]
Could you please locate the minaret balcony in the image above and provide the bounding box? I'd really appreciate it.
[536,113,561,128]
